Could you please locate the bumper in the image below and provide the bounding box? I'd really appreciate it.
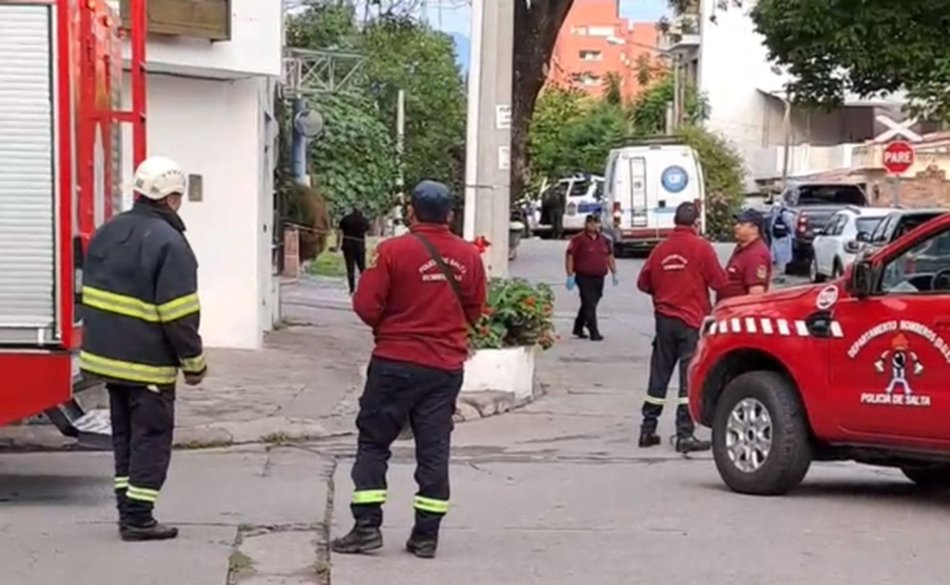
[0,350,76,426]
[612,228,674,250]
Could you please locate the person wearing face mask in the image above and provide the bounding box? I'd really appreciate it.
[717,208,773,302]
[80,156,207,542]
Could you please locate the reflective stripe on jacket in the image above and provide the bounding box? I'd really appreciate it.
[80,200,205,386]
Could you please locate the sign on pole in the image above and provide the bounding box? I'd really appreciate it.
[882,140,915,175]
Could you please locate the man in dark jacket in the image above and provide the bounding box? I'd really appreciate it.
[331,181,486,560]
[80,156,207,542]
[636,203,726,453]
[337,207,371,294]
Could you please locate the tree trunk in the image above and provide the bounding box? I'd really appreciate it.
[510,0,575,202]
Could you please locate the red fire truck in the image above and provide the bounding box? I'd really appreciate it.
[689,215,950,494]
[0,0,147,442]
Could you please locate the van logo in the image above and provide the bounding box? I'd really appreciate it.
[661,166,688,193]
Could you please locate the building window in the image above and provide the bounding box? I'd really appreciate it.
[570,26,588,35]
[579,50,603,62]
[587,26,615,37]
[580,73,600,86]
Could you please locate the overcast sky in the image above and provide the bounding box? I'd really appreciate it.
[424,0,670,36]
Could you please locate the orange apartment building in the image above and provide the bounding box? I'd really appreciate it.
[548,0,661,101]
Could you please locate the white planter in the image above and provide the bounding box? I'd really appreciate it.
[462,346,536,402]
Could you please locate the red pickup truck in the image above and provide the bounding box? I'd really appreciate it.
[689,214,950,494]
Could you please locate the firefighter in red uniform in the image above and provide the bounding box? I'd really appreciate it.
[566,214,618,341]
[637,203,727,452]
[717,208,772,302]
[80,156,206,542]
[331,180,487,560]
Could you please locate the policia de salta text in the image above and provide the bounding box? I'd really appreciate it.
[79,156,207,542]
[331,181,487,559]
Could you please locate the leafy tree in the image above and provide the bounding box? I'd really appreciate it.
[359,16,467,195]
[746,0,950,120]
[512,0,578,200]
[309,92,398,217]
[675,125,745,240]
[630,71,709,136]
[285,1,359,50]
[603,73,623,106]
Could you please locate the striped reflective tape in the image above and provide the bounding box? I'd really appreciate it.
[706,317,844,338]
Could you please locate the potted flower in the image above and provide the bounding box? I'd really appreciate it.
[461,277,557,402]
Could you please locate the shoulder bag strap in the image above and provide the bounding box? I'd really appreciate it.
[412,232,476,327]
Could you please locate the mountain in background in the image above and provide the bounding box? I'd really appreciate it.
[449,32,470,76]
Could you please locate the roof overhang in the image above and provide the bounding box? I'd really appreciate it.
[756,87,908,108]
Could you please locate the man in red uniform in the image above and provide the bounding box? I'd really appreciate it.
[637,203,727,452]
[566,214,618,341]
[331,180,487,560]
[717,208,772,302]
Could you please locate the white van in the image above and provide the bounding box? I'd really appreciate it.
[603,143,705,255]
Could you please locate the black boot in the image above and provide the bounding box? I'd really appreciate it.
[589,332,604,341]
[331,524,384,555]
[120,519,179,542]
[405,533,438,559]
[674,434,711,454]
[573,329,589,339]
[639,427,660,448]
[115,491,128,530]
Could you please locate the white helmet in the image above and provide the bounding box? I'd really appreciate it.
[133,156,187,200]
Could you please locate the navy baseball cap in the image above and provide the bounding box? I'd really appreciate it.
[411,180,454,221]
[734,208,765,231]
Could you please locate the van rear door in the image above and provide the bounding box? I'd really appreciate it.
[647,149,701,232]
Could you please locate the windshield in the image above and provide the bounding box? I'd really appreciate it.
[856,217,884,235]
[895,213,943,239]
[795,185,867,206]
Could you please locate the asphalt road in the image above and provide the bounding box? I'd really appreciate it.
[5,237,950,585]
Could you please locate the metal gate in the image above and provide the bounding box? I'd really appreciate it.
[0,4,58,344]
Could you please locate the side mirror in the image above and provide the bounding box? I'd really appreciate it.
[844,240,861,254]
[851,261,874,298]
[856,231,870,243]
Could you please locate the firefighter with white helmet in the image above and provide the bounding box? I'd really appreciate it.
[80,155,206,541]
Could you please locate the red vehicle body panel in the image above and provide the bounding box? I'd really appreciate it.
[0,0,147,428]
[689,215,950,455]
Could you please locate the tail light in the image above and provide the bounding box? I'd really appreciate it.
[797,215,808,234]
[612,201,622,226]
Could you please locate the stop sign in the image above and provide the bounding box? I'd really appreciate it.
[882,141,915,175]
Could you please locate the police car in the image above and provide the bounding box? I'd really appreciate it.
[689,213,950,494]
[533,174,604,237]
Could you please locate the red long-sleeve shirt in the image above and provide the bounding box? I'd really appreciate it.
[353,224,487,371]
[636,226,727,329]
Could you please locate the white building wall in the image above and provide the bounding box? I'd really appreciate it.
[697,0,787,188]
[121,73,274,349]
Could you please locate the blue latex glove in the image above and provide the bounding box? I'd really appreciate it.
[566,275,576,291]
[612,273,620,286]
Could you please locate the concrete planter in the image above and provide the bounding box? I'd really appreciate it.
[462,346,537,402]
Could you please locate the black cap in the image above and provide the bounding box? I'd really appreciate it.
[674,202,699,226]
[411,180,454,223]
[734,208,765,231]
[585,213,601,224]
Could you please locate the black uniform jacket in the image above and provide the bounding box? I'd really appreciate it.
[79,199,206,387]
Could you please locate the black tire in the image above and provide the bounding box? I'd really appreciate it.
[712,371,813,495]
[901,464,950,487]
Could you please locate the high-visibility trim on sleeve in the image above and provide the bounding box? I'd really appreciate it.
[114,476,130,490]
[413,496,449,514]
[352,489,387,505]
[82,286,160,322]
[678,396,690,405]
[79,351,178,385]
[157,293,201,322]
[180,354,206,374]
[127,485,160,504]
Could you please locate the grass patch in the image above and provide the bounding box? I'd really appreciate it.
[309,235,381,278]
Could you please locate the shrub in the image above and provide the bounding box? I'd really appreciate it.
[469,278,557,351]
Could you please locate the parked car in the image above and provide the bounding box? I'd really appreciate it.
[772,181,868,273]
[809,206,891,282]
[533,174,604,238]
[854,208,947,259]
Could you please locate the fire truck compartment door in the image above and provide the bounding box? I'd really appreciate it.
[0,5,58,344]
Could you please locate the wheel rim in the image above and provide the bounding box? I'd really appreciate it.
[725,398,773,473]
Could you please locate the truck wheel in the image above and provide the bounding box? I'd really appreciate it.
[712,371,812,495]
[901,464,950,487]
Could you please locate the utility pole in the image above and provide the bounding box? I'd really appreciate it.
[396,89,406,202]
[464,0,514,277]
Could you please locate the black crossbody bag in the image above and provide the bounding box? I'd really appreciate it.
[412,232,477,327]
